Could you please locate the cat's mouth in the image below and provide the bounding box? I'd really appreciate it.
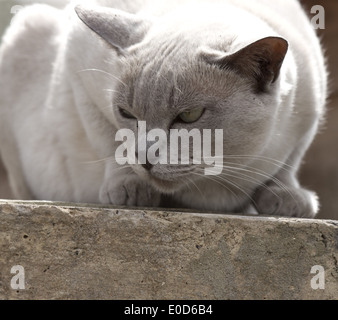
[141,166,198,193]
[149,175,183,192]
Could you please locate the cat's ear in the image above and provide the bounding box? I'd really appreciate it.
[213,37,288,92]
[75,5,151,53]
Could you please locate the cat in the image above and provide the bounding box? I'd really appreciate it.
[0,0,327,217]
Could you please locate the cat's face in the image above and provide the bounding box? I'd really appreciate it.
[111,40,282,192]
[75,5,288,193]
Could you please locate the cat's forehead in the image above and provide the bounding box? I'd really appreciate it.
[121,51,243,100]
[114,36,248,117]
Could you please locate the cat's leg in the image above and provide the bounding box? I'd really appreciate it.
[253,128,319,218]
[0,147,33,200]
[253,179,318,218]
[99,165,161,207]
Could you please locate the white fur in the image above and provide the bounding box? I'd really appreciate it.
[0,0,326,217]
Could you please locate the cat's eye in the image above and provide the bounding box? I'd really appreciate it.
[178,108,204,123]
[119,107,136,119]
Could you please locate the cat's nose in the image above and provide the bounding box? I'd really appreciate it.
[141,161,153,171]
[135,151,153,171]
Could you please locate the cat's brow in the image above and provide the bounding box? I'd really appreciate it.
[128,81,135,109]
[168,86,175,108]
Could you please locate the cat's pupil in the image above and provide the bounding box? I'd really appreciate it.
[178,107,204,123]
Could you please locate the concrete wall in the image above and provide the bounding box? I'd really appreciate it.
[0,200,337,300]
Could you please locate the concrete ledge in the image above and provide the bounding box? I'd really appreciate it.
[0,200,337,300]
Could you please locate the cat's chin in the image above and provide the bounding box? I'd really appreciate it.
[134,171,187,194]
[147,175,184,193]
[132,166,196,193]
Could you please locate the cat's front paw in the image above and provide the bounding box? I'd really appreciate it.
[253,185,319,218]
[99,177,161,208]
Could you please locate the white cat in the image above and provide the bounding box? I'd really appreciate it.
[0,0,327,217]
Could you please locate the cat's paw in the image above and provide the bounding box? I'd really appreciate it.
[253,185,319,218]
[99,177,161,207]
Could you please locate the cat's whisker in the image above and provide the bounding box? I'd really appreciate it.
[99,103,115,113]
[107,56,133,69]
[183,176,194,195]
[223,163,292,194]
[116,166,134,174]
[103,165,134,178]
[191,171,246,212]
[81,157,114,165]
[103,88,119,94]
[199,169,258,209]
[82,155,132,167]
[80,158,133,175]
[219,167,281,200]
[109,165,133,173]
[195,164,279,206]
[203,153,292,165]
[208,161,292,198]
[174,85,183,95]
[221,166,267,185]
[186,175,205,200]
[223,155,295,170]
[202,156,293,177]
[201,162,297,205]
[103,58,132,69]
[191,171,234,196]
[203,154,294,172]
[78,68,127,87]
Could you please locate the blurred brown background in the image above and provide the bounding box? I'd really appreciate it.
[299,0,338,220]
[0,0,337,220]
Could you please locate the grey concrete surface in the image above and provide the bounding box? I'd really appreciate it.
[0,200,337,300]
